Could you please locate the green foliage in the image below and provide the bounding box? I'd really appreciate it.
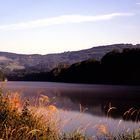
[61,131,86,140]
[96,131,140,140]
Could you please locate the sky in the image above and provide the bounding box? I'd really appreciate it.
[0,0,140,54]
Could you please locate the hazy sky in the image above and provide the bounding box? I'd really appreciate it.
[0,0,140,54]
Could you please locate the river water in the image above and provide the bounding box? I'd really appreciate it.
[1,81,140,137]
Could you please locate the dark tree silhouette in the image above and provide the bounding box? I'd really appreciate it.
[8,48,140,85]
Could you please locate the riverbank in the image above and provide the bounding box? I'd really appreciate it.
[0,87,140,139]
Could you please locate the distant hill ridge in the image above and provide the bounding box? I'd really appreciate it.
[0,43,140,75]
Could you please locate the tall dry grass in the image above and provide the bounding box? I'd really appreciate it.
[0,87,86,140]
[0,84,140,139]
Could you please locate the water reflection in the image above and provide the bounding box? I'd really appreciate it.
[4,81,140,121]
[57,110,140,137]
[60,95,140,121]
[2,81,140,136]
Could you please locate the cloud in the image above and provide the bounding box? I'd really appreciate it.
[136,2,140,5]
[0,13,134,31]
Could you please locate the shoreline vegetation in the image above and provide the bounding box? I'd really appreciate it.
[0,87,86,140]
[7,48,140,85]
[0,86,140,140]
[0,47,140,139]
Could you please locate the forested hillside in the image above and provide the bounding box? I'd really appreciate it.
[0,44,139,77]
[47,48,140,85]
[9,48,140,85]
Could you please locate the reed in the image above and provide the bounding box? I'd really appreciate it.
[0,87,86,140]
[0,86,140,140]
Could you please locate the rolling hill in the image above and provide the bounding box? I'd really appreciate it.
[0,43,139,76]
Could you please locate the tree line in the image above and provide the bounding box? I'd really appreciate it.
[8,48,140,85]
